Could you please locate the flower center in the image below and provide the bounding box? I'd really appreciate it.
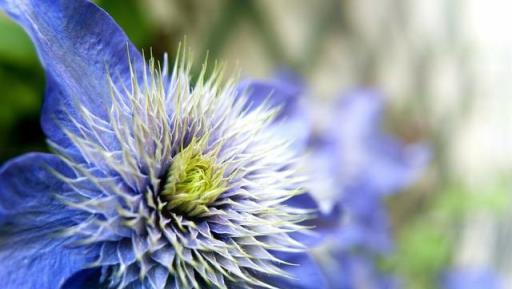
[160,139,227,217]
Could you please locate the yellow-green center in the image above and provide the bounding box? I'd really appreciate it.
[160,140,227,217]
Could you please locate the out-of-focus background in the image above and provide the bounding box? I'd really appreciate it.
[1,1,512,288]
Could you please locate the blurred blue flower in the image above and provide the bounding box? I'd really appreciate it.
[247,77,428,288]
[441,268,502,289]
[0,1,326,289]
[328,89,427,196]
[306,89,428,288]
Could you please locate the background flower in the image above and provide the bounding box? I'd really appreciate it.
[298,86,428,289]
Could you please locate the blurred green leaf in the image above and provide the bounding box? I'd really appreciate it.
[399,224,452,274]
[382,221,452,289]
[0,66,44,159]
[436,182,509,219]
[0,15,38,65]
[95,0,153,47]
[384,180,510,289]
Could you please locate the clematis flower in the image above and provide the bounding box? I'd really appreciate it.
[307,89,428,288]
[303,89,427,289]
[248,77,428,289]
[0,1,327,289]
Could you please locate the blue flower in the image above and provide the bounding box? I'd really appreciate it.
[308,88,428,249]
[0,1,327,289]
[246,77,428,288]
[303,89,428,288]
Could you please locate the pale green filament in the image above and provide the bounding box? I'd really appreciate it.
[160,138,227,217]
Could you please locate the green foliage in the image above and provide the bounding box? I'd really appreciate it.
[95,0,153,47]
[0,16,37,65]
[385,181,510,289]
[436,182,509,219]
[0,15,45,162]
[384,221,452,289]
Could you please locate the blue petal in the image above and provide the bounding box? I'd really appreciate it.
[237,72,304,119]
[308,142,395,252]
[306,88,428,254]
[339,182,394,252]
[330,88,429,196]
[287,192,343,247]
[0,0,143,157]
[237,72,312,151]
[324,253,401,289]
[306,139,389,251]
[305,139,344,213]
[0,153,98,289]
[60,268,103,289]
[441,268,502,289]
[264,252,329,289]
[286,192,318,211]
[362,137,429,196]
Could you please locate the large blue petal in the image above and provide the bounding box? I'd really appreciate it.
[0,0,143,158]
[0,153,99,289]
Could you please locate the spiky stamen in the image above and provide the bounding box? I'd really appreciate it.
[160,137,227,217]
